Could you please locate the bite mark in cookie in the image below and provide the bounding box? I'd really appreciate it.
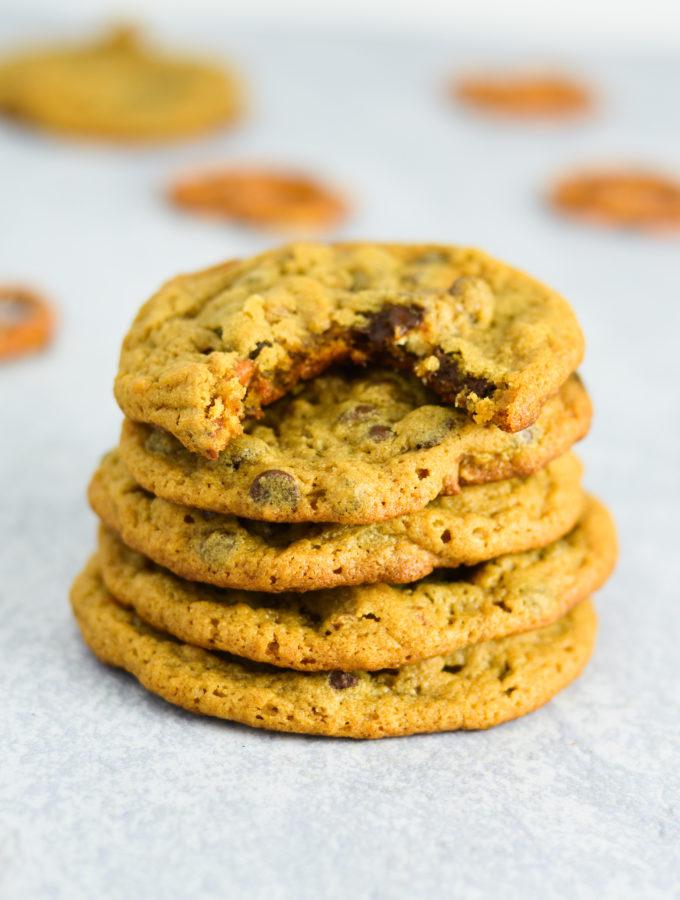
[114,243,585,457]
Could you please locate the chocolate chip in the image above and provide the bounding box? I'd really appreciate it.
[432,349,496,400]
[249,470,301,509]
[249,340,272,360]
[226,443,265,467]
[328,671,359,690]
[407,414,456,450]
[443,663,464,674]
[350,270,371,291]
[368,425,393,442]
[448,276,473,296]
[198,531,237,562]
[415,250,449,264]
[360,304,424,348]
[338,403,376,424]
[413,435,441,450]
[145,429,177,456]
[200,509,218,521]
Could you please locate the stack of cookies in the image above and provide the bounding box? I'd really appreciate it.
[71,242,617,739]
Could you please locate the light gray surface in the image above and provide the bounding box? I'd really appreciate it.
[1,16,679,900]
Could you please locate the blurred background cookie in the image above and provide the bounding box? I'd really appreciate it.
[0,25,242,141]
[549,169,680,232]
[169,166,348,232]
[0,284,55,361]
[453,72,591,118]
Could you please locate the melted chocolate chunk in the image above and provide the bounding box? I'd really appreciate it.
[359,304,424,348]
[249,469,301,508]
[432,349,496,399]
[328,671,359,690]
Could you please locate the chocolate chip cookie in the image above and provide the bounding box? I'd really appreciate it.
[118,370,591,524]
[95,496,616,671]
[71,556,598,738]
[90,449,585,591]
[0,26,241,141]
[114,243,585,458]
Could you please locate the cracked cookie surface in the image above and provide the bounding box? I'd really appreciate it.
[71,557,598,739]
[114,242,585,457]
[0,26,241,141]
[90,450,584,591]
[95,496,616,671]
[118,370,591,523]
